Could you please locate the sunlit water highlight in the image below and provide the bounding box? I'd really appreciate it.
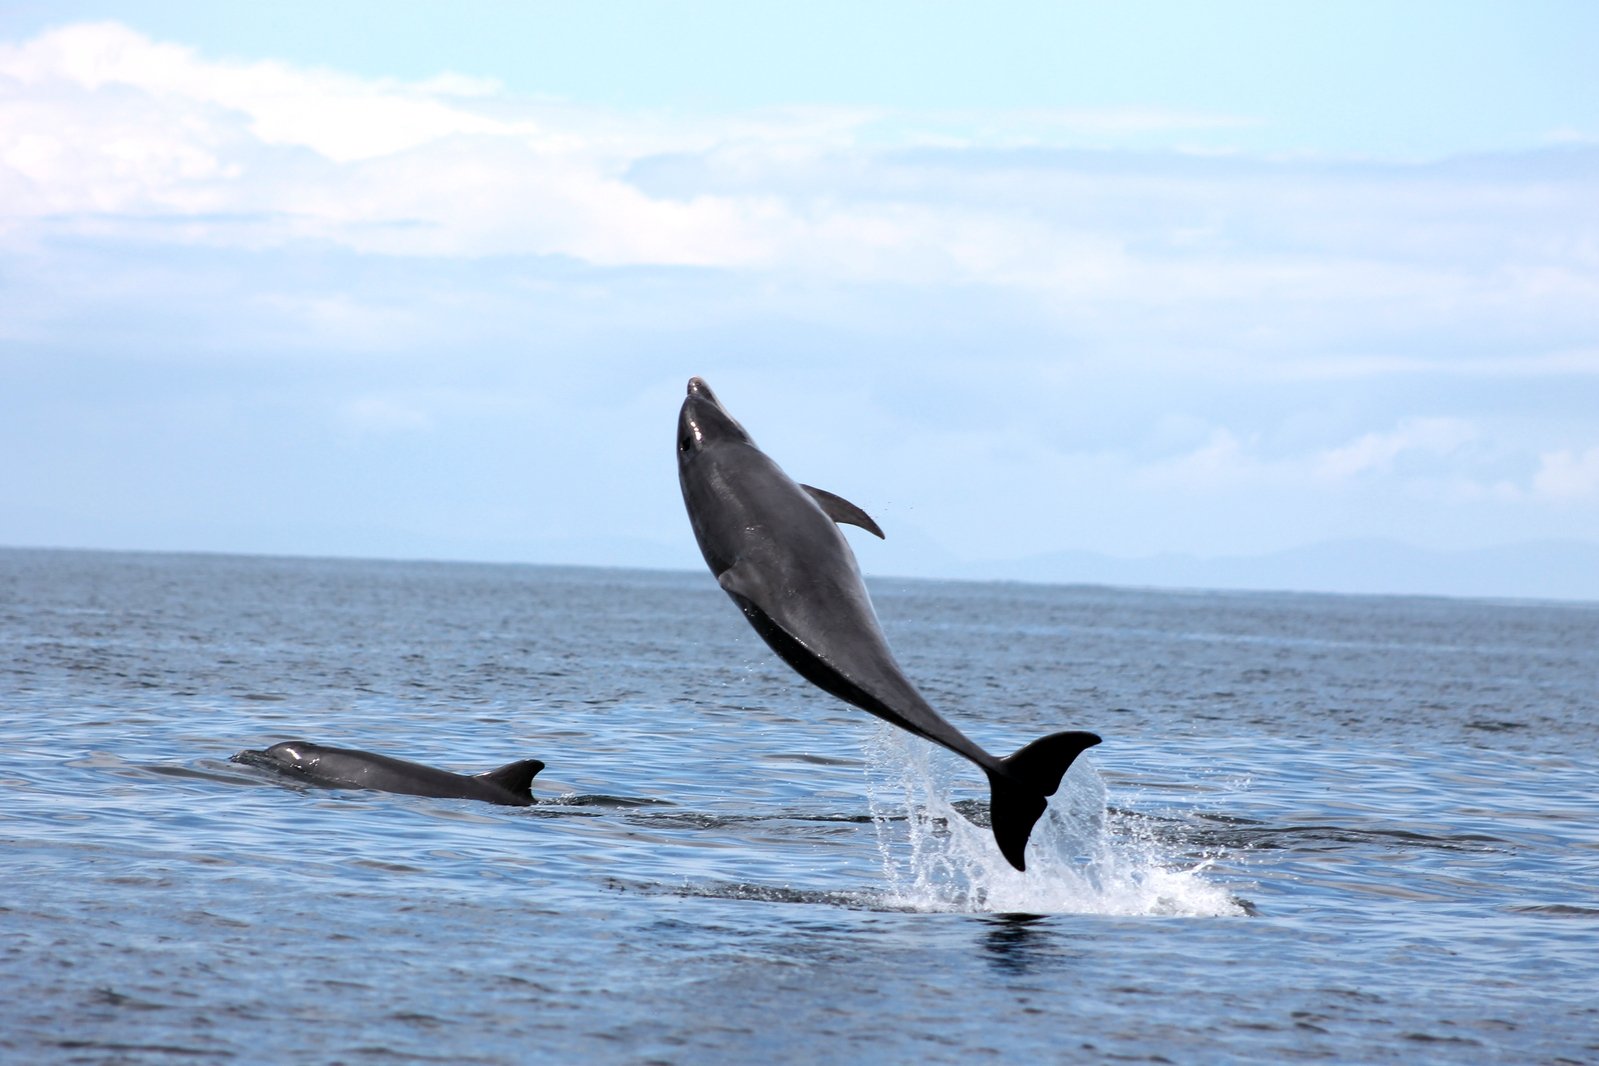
[3,548,1597,1063]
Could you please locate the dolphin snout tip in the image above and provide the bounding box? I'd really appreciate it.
[687,376,710,396]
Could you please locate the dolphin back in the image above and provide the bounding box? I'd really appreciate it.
[232,742,544,807]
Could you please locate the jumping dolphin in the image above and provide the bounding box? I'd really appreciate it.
[676,376,1100,871]
[231,741,544,807]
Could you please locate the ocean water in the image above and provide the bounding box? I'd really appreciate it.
[2,546,1596,1064]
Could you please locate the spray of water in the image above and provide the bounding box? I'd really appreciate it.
[863,725,1244,916]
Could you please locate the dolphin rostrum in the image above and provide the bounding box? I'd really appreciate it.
[676,376,1100,871]
[232,740,544,806]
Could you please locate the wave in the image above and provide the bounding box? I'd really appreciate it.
[861,725,1248,917]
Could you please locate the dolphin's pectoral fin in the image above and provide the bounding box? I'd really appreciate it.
[800,484,885,539]
[475,759,545,803]
[716,561,766,601]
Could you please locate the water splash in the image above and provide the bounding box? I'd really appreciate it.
[863,725,1244,917]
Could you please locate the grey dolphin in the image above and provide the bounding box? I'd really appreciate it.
[677,376,1100,871]
[231,741,544,806]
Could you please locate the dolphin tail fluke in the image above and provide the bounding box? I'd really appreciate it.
[476,759,546,801]
[985,731,1101,871]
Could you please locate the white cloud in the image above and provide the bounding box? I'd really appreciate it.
[0,21,510,162]
[1282,348,1599,380]
[1533,446,1599,500]
[1132,417,1512,498]
[1136,428,1267,490]
[1313,418,1477,481]
[4,17,1596,362]
[0,22,776,265]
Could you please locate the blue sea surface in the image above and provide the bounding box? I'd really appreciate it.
[2,547,1596,1063]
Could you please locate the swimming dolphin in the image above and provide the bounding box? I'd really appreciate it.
[231,741,544,807]
[676,376,1100,871]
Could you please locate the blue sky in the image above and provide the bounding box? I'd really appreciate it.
[2,4,1597,596]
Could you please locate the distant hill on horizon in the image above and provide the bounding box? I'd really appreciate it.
[5,536,1597,605]
[938,537,1599,603]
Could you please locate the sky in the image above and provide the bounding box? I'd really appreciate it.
[2,3,1597,598]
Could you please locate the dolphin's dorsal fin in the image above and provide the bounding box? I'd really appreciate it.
[800,484,885,539]
[475,759,545,799]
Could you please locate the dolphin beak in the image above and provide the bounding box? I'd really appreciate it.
[680,375,751,448]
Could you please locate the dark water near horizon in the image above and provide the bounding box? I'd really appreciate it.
[2,547,1597,1063]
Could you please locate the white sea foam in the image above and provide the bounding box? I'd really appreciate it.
[863,725,1244,917]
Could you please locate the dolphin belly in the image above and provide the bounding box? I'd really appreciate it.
[730,592,997,769]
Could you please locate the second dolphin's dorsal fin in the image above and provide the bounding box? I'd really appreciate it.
[800,485,885,539]
[475,759,545,800]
